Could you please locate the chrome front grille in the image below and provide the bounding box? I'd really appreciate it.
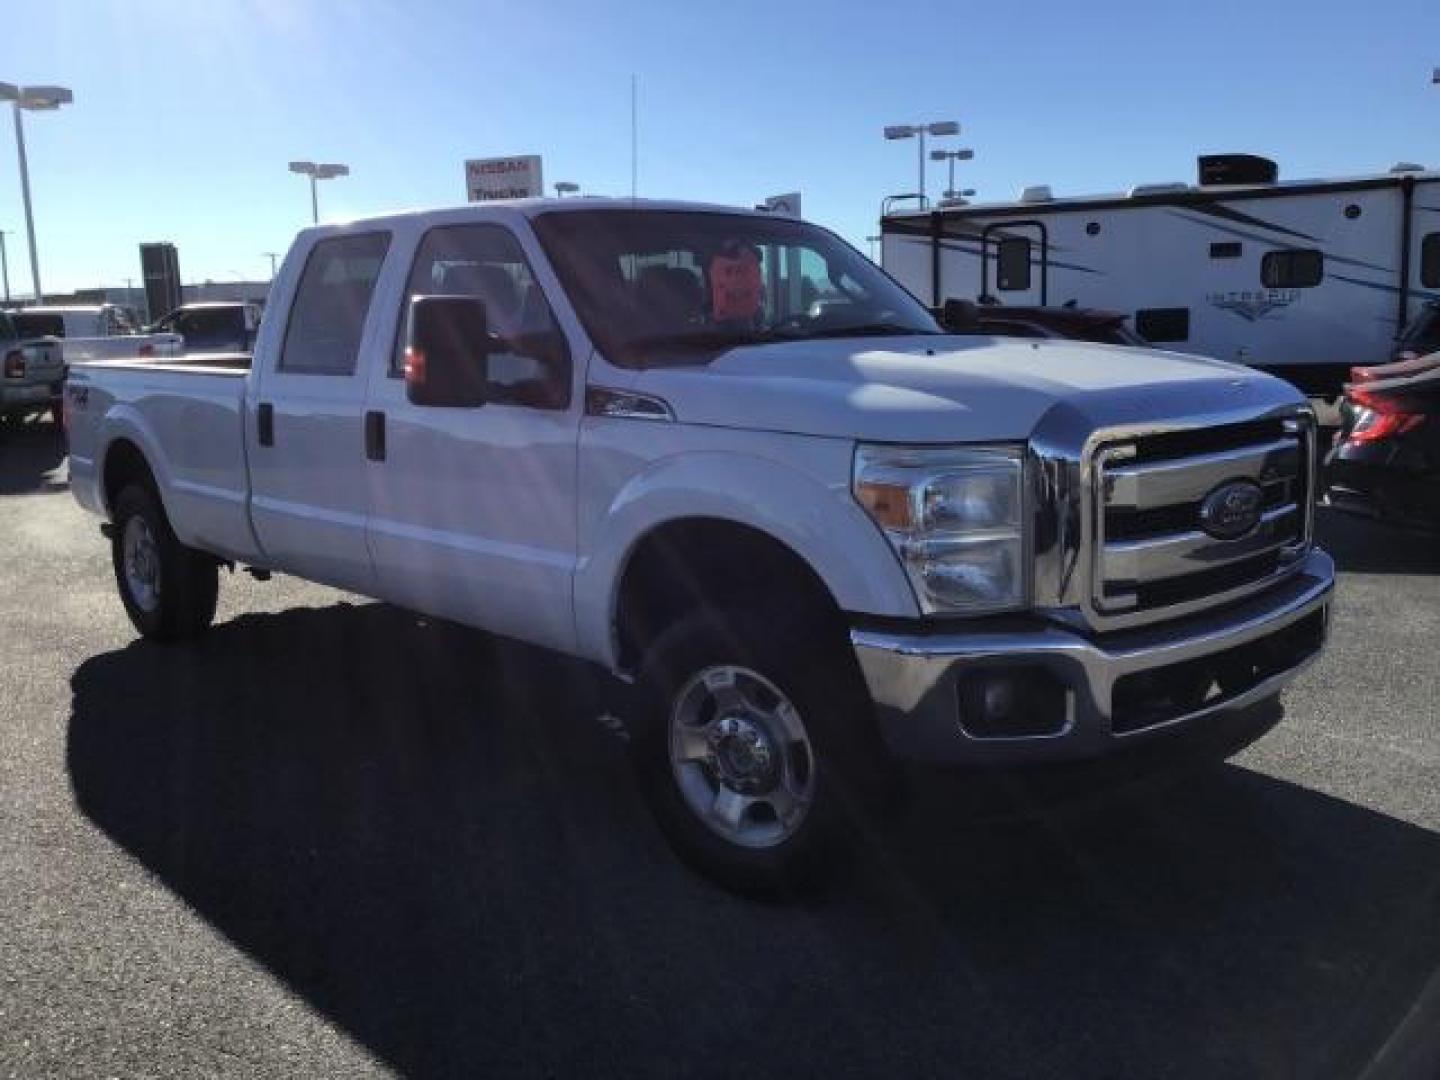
[1089,413,1314,627]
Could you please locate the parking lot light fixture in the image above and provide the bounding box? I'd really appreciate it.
[930,147,975,198]
[289,160,350,224]
[884,120,959,204]
[1,81,74,302]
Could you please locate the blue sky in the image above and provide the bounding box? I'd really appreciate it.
[4,0,1440,297]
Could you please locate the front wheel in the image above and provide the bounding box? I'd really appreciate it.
[630,604,890,896]
[110,484,219,642]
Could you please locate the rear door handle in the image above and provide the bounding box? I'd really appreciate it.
[365,410,386,462]
[257,402,274,447]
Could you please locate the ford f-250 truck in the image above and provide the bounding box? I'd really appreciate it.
[67,199,1335,893]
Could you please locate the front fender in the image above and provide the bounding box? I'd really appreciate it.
[573,443,920,669]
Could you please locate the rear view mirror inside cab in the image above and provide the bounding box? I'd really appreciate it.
[404,295,494,407]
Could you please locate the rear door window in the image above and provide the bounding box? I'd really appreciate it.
[280,232,391,374]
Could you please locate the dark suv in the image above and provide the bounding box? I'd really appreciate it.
[937,299,1148,346]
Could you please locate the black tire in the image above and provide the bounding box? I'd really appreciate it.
[110,483,219,642]
[629,602,892,897]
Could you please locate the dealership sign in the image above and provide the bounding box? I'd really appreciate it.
[465,155,544,201]
[763,192,802,217]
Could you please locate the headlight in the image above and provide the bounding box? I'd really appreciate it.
[853,444,1026,614]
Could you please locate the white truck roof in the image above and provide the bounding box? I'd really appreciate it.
[313,196,775,233]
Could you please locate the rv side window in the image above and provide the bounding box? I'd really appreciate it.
[1261,249,1323,289]
[1421,233,1440,289]
[996,238,1031,292]
[1135,307,1190,342]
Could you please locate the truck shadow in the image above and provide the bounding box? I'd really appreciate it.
[68,603,1440,1079]
[0,418,66,495]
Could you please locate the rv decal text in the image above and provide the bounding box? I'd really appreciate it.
[1207,289,1299,322]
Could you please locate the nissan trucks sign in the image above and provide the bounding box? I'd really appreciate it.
[465,155,544,201]
[763,192,802,217]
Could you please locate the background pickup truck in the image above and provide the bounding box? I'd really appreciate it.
[1,309,65,427]
[10,304,182,364]
[147,301,263,355]
[66,198,1336,894]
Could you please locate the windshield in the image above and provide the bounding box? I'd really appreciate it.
[532,209,940,366]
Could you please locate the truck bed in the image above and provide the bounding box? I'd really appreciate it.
[66,355,262,564]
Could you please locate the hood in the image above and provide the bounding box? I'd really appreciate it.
[629,335,1302,443]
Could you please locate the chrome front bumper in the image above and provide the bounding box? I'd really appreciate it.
[852,548,1334,764]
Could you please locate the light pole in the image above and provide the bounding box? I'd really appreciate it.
[554,181,580,198]
[883,120,958,205]
[930,147,975,199]
[1,82,73,303]
[263,251,279,279]
[288,160,350,224]
[0,229,10,303]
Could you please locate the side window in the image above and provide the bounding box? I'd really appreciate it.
[1421,233,1440,289]
[280,231,391,375]
[1135,307,1190,342]
[1261,249,1323,289]
[996,237,1032,292]
[395,223,571,409]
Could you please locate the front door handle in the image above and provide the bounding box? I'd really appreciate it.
[365,410,386,462]
[257,402,274,447]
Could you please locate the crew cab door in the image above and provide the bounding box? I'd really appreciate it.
[246,229,393,592]
[982,221,1047,305]
[362,219,581,653]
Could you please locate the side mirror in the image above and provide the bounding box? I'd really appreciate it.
[938,298,981,332]
[404,295,493,408]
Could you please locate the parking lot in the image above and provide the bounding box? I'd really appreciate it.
[1,419,1438,1079]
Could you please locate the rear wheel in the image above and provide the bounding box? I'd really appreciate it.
[110,484,219,642]
[630,603,890,896]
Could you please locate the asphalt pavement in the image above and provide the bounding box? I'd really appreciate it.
[2,417,1439,1079]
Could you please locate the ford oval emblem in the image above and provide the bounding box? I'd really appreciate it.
[1199,479,1265,541]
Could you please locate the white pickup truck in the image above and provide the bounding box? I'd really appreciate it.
[12,304,182,364]
[67,199,1335,892]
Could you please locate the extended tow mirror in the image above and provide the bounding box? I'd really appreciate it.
[404,295,494,408]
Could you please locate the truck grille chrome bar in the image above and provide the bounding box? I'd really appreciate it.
[1088,412,1315,627]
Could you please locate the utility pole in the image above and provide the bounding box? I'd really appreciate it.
[263,252,279,279]
[0,230,10,303]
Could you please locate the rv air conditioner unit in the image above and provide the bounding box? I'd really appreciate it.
[1197,154,1279,186]
[1019,185,1053,203]
[1129,182,1190,197]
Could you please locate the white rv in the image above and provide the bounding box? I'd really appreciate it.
[880,155,1440,395]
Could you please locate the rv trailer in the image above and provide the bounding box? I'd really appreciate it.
[880,155,1440,396]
